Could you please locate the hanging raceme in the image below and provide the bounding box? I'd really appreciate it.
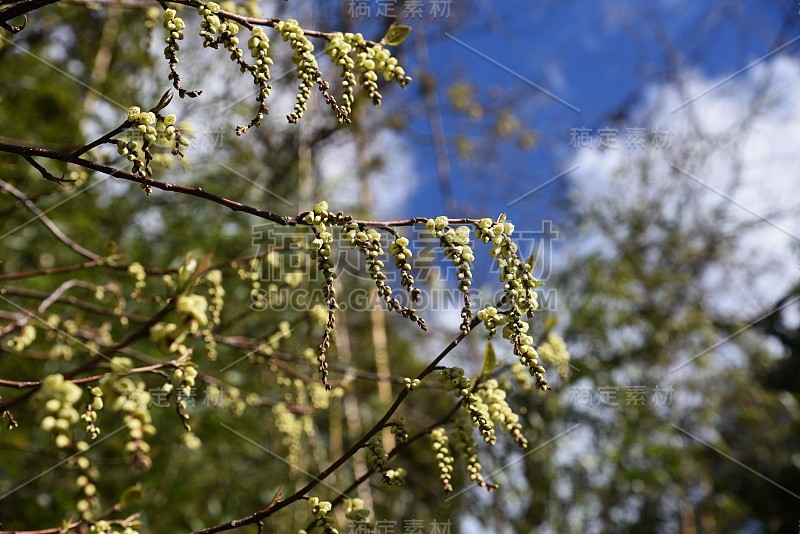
[163,8,201,98]
[35,375,101,519]
[474,216,551,391]
[240,26,272,134]
[100,358,157,470]
[273,401,305,468]
[297,207,554,393]
[202,269,225,361]
[82,386,103,440]
[366,434,389,473]
[275,18,346,124]
[35,374,83,450]
[431,427,455,493]
[426,217,476,333]
[387,414,410,444]
[156,1,413,132]
[438,367,495,444]
[128,262,147,299]
[362,431,409,486]
[451,409,498,491]
[305,201,343,390]
[537,331,572,380]
[115,104,190,193]
[325,32,412,113]
[389,234,422,302]
[342,222,427,329]
[477,378,528,448]
[173,358,199,431]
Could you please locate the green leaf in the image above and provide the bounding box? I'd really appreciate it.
[481,340,497,378]
[268,487,282,509]
[383,25,412,46]
[118,483,144,510]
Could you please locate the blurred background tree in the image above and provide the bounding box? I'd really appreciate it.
[2,1,800,533]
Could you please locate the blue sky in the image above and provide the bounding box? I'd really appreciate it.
[400,1,795,224]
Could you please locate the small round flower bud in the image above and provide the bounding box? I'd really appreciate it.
[127,106,141,121]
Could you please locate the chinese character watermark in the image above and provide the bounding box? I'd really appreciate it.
[347,0,452,18]
[247,220,559,313]
[349,519,451,534]
[569,127,673,150]
[568,385,675,407]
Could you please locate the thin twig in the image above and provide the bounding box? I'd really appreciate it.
[0,142,482,228]
[192,316,481,533]
[0,302,173,412]
[0,178,100,260]
[0,357,183,389]
[0,286,150,323]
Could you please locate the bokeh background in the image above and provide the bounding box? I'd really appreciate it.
[1,1,799,532]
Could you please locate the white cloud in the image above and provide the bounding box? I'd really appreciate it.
[316,128,419,219]
[568,55,800,318]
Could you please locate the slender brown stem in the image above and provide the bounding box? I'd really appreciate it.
[1,286,151,323]
[1,142,482,229]
[0,142,296,226]
[0,0,58,27]
[70,122,128,158]
[0,358,181,389]
[0,302,173,412]
[0,178,101,261]
[301,400,463,531]
[0,259,105,281]
[192,316,480,533]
